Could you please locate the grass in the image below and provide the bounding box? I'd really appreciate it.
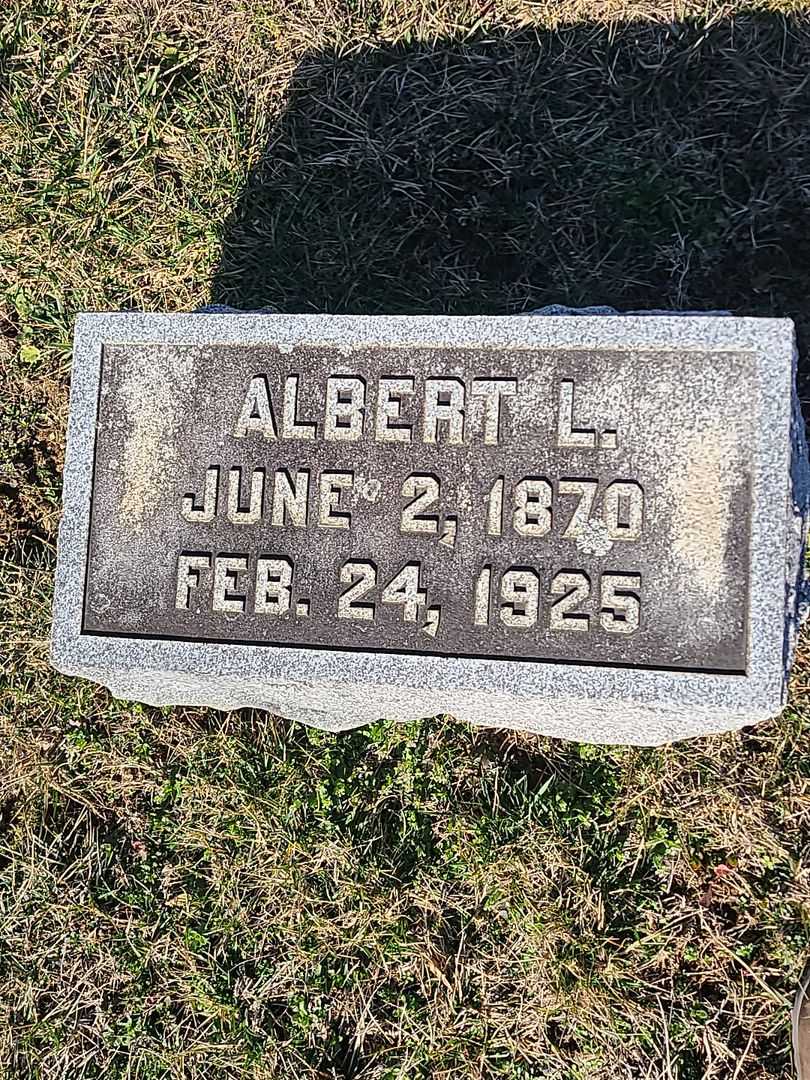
[2,0,810,1076]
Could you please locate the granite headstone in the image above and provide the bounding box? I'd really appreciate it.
[51,313,809,744]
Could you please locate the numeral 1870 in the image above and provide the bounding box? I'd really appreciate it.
[473,567,641,634]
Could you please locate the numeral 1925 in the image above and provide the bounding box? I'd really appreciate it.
[473,567,641,634]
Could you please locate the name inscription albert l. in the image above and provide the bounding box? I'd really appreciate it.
[81,339,752,672]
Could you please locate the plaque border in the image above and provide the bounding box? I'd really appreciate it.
[80,341,751,673]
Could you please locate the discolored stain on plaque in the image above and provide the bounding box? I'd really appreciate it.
[82,343,753,672]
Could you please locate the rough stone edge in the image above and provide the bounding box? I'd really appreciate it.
[784,345,810,696]
[98,671,771,746]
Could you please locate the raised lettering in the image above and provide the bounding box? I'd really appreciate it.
[513,478,552,537]
[600,573,641,633]
[175,552,210,609]
[603,481,644,540]
[181,467,219,524]
[559,479,598,539]
[318,471,352,528]
[375,377,414,443]
[557,379,596,449]
[234,375,277,440]
[212,555,248,614]
[325,377,365,441]
[255,556,293,615]
[401,474,440,535]
[282,375,316,440]
[271,469,309,527]
[549,571,591,632]
[423,378,465,445]
[471,378,517,445]
[499,568,540,629]
[227,467,264,525]
[338,561,376,620]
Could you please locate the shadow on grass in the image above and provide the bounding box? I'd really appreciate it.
[211,15,810,386]
[208,14,810,758]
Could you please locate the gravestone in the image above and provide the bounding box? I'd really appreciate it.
[51,313,809,745]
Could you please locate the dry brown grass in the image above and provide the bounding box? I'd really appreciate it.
[2,1,810,1077]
